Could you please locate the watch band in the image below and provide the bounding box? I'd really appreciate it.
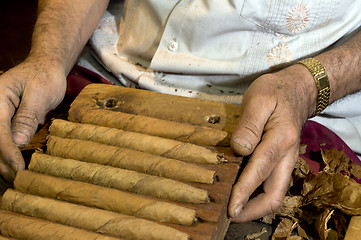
[297,58,330,116]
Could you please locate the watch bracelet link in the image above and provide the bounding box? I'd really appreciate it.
[297,58,330,116]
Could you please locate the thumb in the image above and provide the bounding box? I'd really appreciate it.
[11,101,47,148]
[231,100,274,156]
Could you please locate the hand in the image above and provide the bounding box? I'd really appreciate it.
[0,58,66,181]
[228,64,316,222]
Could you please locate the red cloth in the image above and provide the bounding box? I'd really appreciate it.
[301,120,361,183]
[66,65,113,99]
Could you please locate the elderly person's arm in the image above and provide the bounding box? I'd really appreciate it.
[0,0,109,180]
[229,29,361,222]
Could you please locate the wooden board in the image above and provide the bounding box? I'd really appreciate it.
[68,84,243,146]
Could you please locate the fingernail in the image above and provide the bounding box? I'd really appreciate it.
[12,132,29,147]
[233,204,243,218]
[232,138,252,150]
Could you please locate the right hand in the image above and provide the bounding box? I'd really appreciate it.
[228,63,316,222]
[0,57,67,181]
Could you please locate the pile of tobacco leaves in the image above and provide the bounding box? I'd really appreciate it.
[267,148,361,240]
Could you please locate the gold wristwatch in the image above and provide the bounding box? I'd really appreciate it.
[297,58,330,116]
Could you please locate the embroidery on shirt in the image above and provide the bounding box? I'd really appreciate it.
[277,33,289,42]
[286,2,309,33]
[267,43,293,67]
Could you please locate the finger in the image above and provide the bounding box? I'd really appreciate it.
[230,148,298,222]
[11,90,50,148]
[11,109,41,148]
[230,96,275,156]
[0,117,26,173]
[0,157,16,181]
[228,124,299,219]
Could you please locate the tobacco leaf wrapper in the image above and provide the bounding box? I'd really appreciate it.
[46,136,216,184]
[1,189,190,240]
[29,152,209,203]
[14,170,197,225]
[68,107,228,146]
[0,210,120,240]
[49,119,225,164]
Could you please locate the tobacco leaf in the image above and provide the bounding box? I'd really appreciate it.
[278,196,303,218]
[315,209,347,240]
[273,148,359,240]
[321,149,350,175]
[349,162,361,179]
[301,171,361,216]
[271,217,309,240]
[293,157,310,181]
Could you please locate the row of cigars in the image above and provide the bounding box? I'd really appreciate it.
[0,108,238,240]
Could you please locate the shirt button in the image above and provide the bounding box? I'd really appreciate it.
[167,40,178,52]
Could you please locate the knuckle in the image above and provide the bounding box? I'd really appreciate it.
[12,111,39,134]
[269,198,283,214]
[233,183,253,200]
[255,167,269,183]
[262,144,279,165]
[284,126,300,146]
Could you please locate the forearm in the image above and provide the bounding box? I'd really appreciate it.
[29,0,110,75]
[316,30,361,103]
[272,29,361,118]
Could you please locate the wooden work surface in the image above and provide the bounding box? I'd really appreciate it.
[69,84,243,240]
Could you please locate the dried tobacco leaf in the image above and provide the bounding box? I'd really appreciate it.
[293,158,310,181]
[315,209,347,240]
[245,227,267,240]
[272,218,294,240]
[321,149,350,175]
[349,162,361,179]
[271,217,309,240]
[278,196,303,218]
[299,144,307,155]
[301,171,361,216]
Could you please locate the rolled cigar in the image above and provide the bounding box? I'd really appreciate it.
[46,136,216,184]
[1,189,190,240]
[68,107,228,145]
[0,210,120,240]
[14,170,197,225]
[49,119,226,164]
[29,152,210,203]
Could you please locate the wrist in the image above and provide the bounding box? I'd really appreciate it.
[273,63,319,119]
[25,53,66,75]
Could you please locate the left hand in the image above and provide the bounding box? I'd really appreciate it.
[228,64,316,222]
